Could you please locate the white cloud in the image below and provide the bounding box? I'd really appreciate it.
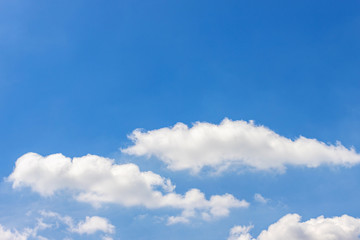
[71,216,114,235]
[167,215,191,225]
[228,214,360,240]
[39,211,114,235]
[0,225,29,240]
[39,211,73,229]
[0,211,113,240]
[122,118,360,173]
[102,237,113,240]
[8,153,248,224]
[254,194,268,204]
[228,225,254,240]
[0,218,50,240]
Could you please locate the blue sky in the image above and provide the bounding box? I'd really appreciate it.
[1,0,360,239]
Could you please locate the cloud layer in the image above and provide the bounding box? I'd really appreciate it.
[8,153,248,223]
[123,118,360,173]
[228,214,360,240]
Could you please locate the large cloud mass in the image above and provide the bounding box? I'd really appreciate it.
[8,153,248,223]
[228,214,360,240]
[123,118,360,173]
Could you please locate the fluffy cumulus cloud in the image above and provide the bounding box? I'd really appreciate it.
[228,225,254,240]
[123,118,360,173]
[228,214,360,240]
[0,225,30,240]
[8,153,248,224]
[71,216,115,235]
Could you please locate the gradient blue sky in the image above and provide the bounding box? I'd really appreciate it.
[1,0,360,239]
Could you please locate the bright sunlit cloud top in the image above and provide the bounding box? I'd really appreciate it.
[123,118,360,173]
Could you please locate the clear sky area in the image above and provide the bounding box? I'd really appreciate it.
[1,1,360,239]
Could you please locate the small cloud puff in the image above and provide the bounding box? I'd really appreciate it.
[71,216,114,235]
[228,225,254,240]
[254,194,269,204]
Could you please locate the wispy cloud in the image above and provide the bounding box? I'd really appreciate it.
[253,193,269,204]
[0,211,114,240]
[40,211,114,235]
